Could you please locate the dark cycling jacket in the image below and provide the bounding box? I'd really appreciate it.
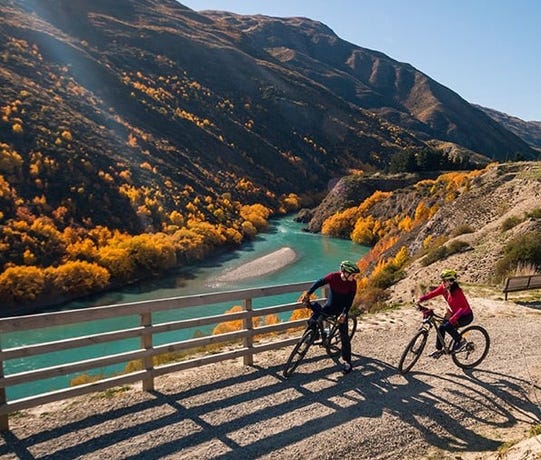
[307,272,357,315]
[419,283,472,325]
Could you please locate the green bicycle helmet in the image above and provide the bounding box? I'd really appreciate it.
[440,269,457,281]
[340,260,360,274]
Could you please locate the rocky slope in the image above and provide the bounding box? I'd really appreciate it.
[388,162,541,300]
[300,162,541,303]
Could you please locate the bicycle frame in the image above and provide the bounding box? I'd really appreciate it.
[283,305,357,378]
[418,307,457,355]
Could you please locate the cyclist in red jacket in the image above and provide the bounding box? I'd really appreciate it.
[302,260,360,373]
[418,269,473,358]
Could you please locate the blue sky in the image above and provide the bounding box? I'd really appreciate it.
[180,1,540,121]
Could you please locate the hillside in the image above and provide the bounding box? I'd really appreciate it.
[475,104,541,151]
[1,0,536,226]
[0,0,434,229]
[299,162,541,308]
[204,11,537,162]
[0,0,539,312]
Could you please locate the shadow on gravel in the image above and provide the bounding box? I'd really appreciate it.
[515,300,541,310]
[1,354,540,459]
[397,367,541,453]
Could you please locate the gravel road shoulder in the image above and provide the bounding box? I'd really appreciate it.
[1,295,540,460]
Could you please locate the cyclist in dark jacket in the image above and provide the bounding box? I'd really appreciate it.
[301,260,360,374]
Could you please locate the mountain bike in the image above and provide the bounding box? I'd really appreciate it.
[398,303,490,374]
[283,302,357,378]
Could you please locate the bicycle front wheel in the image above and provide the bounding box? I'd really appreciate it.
[452,325,490,369]
[398,329,428,374]
[283,328,315,378]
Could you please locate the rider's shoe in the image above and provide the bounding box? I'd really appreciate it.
[342,362,352,374]
[428,349,443,359]
[453,339,466,352]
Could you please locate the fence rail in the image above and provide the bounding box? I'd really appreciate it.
[0,281,322,431]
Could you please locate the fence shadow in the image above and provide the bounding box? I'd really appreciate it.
[2,352,539,459]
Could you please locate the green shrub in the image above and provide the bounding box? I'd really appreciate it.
[421,240,470,267]
[421,246,448,266]
[501,216,523,231]
[529,423,541,437]
[526,207,541,219]
[451,224,474,237]
[495,230,541,280]
[370,265,404,289]
[447,239,471,254]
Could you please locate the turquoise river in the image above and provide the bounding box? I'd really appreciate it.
[2,216,369,400]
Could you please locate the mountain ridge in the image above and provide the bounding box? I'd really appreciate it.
[204,10,536,161]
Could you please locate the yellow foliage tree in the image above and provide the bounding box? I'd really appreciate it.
[0,143,23,175]
[241,220,257,239]
[97,246,135,282]
[351,216,377,245]
[0,265,46,304]
[321,207,359,237]
[279,193,301,213]
[289,307,311,321]
[358,190,392,214]
[240,203,271,231]
[393,246,409,267]
[213,305,244,335]
[48,261,110,295]
[65,238,98,262]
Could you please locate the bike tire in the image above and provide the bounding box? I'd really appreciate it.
[283,328,315,378]
[325,316,357,358]
[398,329,428,374]
[451,325,490,369]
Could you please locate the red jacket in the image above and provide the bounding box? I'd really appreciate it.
[419,283,472,325]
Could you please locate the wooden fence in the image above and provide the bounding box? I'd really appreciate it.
[0,281,324,432]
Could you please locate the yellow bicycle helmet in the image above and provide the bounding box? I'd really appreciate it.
[440,269,457,281]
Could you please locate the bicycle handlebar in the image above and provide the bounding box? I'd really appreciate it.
[415,302,449,324]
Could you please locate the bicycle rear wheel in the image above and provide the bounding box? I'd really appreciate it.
[325,316,357,358]
[283,328,315,378]
[398,329,428,374]
[452,325,490,369]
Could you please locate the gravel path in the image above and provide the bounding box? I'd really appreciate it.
[1,296,540,460]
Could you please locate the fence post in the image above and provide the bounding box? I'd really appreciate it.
[0,343,8,431]
[140,312,154,392]
[243,297,254,365]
